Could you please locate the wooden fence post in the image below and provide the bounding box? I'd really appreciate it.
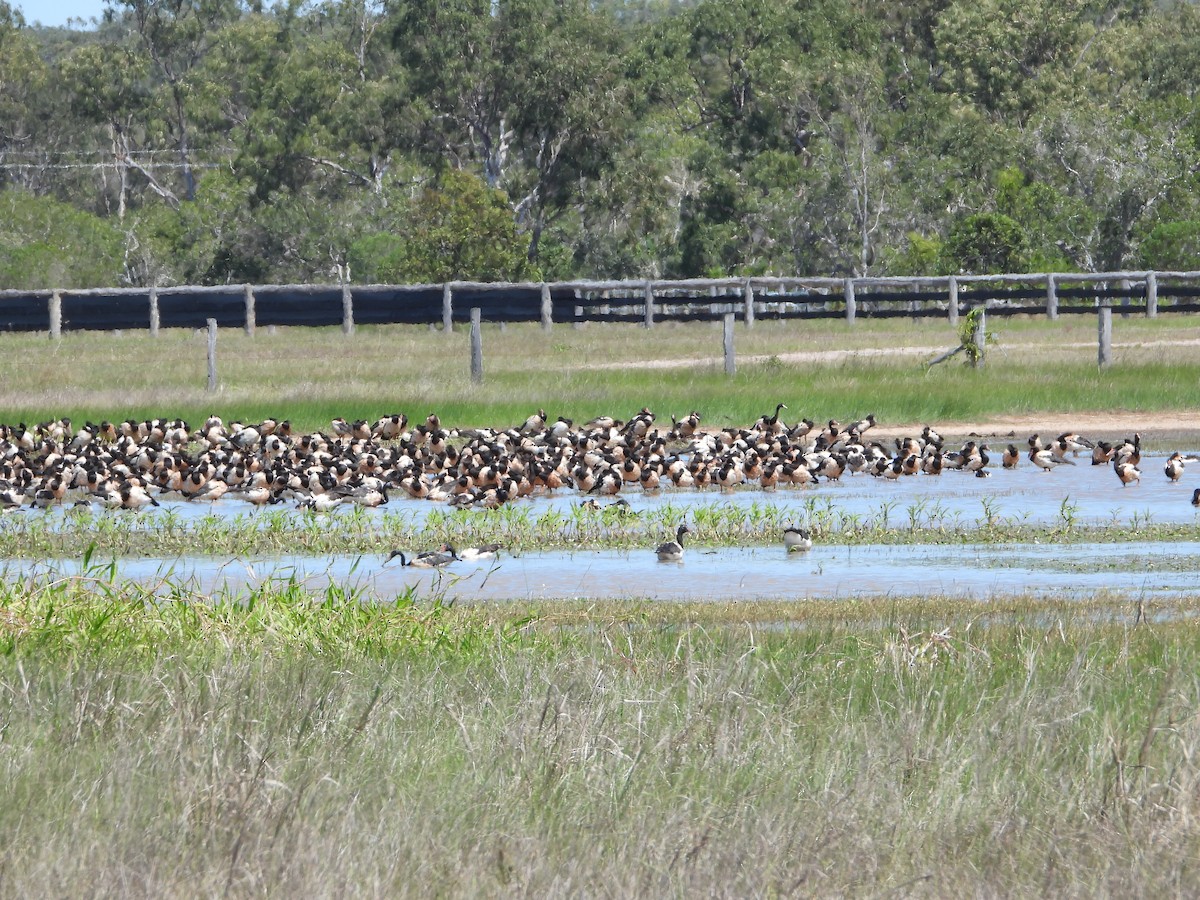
[844,278,856,324]
[723,312,736,376]
[1098,299,1112,368]
[973,306,986,369]
[1046,274,1058,320]
[341,283,354,335]
[1118,278,1132,319]
[1146,272,1158,318]
[643,281,654,328]
[49,291,61,339]
[442,284,453,333]
[243,284,255,336]
[744,279,755,328]
[947,277,959,327]
[207,318,218,392]
[470,308,483,383]
[149,287,159,337]
[540,283,553,330]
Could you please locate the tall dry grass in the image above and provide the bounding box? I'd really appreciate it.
[2,583,1200,896]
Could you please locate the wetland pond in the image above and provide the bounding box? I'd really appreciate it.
[10,541,1198,604]
[9,451,1199,529]
[6,452,1198,601]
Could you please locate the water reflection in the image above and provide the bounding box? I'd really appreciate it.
[11,541,1196,602]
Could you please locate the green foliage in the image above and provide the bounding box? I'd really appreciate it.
[933,0,1089,121]
[943,212,1030,275]
[350,170,536,283]
[994,167,1082,272]
[2,0,1200,282]
[956,305,993,367]
[888,231,946,277]
[1138,220,1200,270]
[0,192,124,288]
[127,169,261,284]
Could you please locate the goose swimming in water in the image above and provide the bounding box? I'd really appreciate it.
[655,523,691,562]
[385,546,459,568]
[297,494,344,512]
[783,526,813,552]
[453,542,502,562]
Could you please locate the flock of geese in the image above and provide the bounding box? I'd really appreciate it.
[0,408,1190,564]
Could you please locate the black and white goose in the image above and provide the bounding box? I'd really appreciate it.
[385,545,459,568]
[454,542,503,562]
[1166,452,1187,482]
[1029,447,1072,473]
[655,523,691,562]
[783,525,813,552]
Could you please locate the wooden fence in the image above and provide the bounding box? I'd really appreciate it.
[3,271,1199,339]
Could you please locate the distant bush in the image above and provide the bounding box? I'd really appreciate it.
[943,212,1030,275]
[0,191,125,289]
[1138,220,1200,270]
[349,170,537,283]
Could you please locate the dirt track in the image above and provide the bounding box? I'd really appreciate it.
[867,411,1199,447]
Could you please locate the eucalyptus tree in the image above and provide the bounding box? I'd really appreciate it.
[349,169,534,282]
[644,0,903,276]
[389,0,629,265]
[114,0,245,202]
[58,44,153,218]
[1003,2,1200,271]
[499,0,630,265]
[388,0,511,187]
[0,5,61,194]
[308,0,408,196]
[642,0,806,275]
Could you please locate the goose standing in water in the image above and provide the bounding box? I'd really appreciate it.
[1029,447,1072,473]
[655,523,691,562]
[783,526,813,552]
[1166,452,1187,482]
[1114,458,1141,487]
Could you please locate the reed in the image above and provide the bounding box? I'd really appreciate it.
[0,499,1197,560]
[0,498,1197,560]
[3,575,1200,896]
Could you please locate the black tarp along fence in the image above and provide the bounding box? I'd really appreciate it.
[3,271,1199,336]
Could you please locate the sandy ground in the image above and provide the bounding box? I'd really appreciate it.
[866,411,1199,446]
[694,408,1198,449]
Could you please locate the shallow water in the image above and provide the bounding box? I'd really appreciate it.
[9,451,1200,531]
[13,540,1197,602]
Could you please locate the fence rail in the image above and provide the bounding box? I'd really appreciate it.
[3,271,1200,337]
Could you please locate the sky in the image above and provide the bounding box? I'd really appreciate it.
[15,0,111,28]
